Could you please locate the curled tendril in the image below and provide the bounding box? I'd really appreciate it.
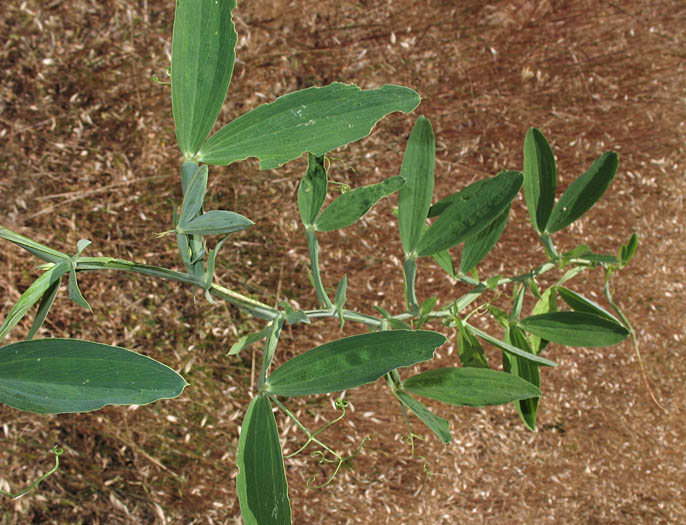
[306,435,370,489]
[151,75,171,86]
[0,446,63,499]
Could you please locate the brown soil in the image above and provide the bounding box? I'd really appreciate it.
[1,0,685,523]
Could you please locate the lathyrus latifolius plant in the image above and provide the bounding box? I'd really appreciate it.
[0,1,646,522]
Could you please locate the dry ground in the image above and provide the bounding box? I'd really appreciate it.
[1,0,685,523]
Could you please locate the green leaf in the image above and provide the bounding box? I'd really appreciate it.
[528,286,558,354]
[504,326,540,431]
[26,278,61,340]
[546,152,618,233]
[455,318,488,368]
[176,210,254,235]
[0,262,69,343]
[198,83,421,169]
[179,164,209,225]
[398,116,435,256]
[203,237,227,303]
[0,339,187,414]
[419,296,437,317]
[523,128,557,233]
[403,367,541,407]
[279,301,310,325]
[431,250,456,278]
[314,176,405,232]
[556,287,620,324]
[619,232,638,267]
[237,394,291,525]
[395,390,450,444]
[417,171,523,257]
[519,312,629,347]
[334,275,347,330]
[228,326,270,356]
[265,330,446,397]
[460,204,510,274]
[298,154,328,227]
[172,0,237,156]
[0,227,69,265]
[68,266,92,312]
[75,239,91,257]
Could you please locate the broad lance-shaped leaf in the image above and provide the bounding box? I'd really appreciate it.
[26,277,61,340]
[546,151,618,233]
[556,286,620,324]
[314,176,405,231]
[0,339,187,414]
[265,330,446,397]
[417,171,522,257]
[237,394,291,525]
[504,326,540,431]
[403,367,541,407]
[298,154,328,227]
[0,227,69,265]
[198,83,420,169]
[172,0,237,156]
[519,311,629,347]
[398,115,435,256]
[523,128,557,233]
[176,210,254,235]
[0,262,69,343]
[179,164,208,225]
[395,390,451,445]
[460,203,510,274]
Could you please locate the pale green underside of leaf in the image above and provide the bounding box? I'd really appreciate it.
[237,395,291,525]
[403,367,541,407]
[314,176,405,231]
[266,330,446,397]
[176,210,254,235]
[395,390,451,444]
[519,312,629,347]
[172,0,237,156]
[0,339,187,414]
[198,83,421,169]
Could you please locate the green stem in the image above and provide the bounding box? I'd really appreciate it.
[403,257,419,312]
[540,233,559,259]
[76,257,280,320]
[306,228,333,309]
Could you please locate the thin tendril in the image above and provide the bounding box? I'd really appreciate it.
[306,436,370,489]
[604,268,666,413]
[285,398,348,459]
[0,446,63,499]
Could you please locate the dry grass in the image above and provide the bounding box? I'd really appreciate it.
[1,0,685,523]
